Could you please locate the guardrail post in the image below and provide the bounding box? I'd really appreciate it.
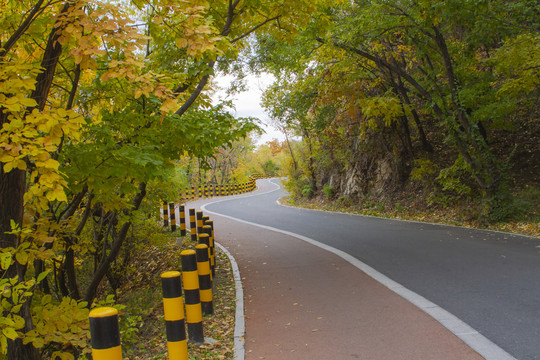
[195,244,213,315]
[196,211,204,235]
[189,208,197,242]
[202,224,215,277]
[163,201,169,228]
[179,205,186,236]
[161,271,188,360]
[181,250,205,344]
[89,307,122,360]
[169,203,177,232]
[198,232,210,264]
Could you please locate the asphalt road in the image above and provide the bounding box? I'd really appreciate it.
[205,179,540,360]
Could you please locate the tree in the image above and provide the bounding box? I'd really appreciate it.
[255,0,539,214]
[1,0,323,357]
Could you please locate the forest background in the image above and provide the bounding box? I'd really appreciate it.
[0,0,538,359]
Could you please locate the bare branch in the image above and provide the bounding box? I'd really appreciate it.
[231,15,281,43]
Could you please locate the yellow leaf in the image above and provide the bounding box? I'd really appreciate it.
[2,328,18,340]
[20,97,37,107]
[175,38,188,48]
[16,160,27,170]
[41,159,59,169]
[160,98,178,113]
[0,152,13,163]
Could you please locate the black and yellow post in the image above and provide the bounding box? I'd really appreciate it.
[180,205,187,234]
[191,187,195,199]
[179,205,186,236]
[161,271,188,360]
[204,185,208,197]
[189,208,197,242]
[202,225,215,277]
[163,201,169,228]
[195,244,213,315]
[185,189,190,200]
[198,232,210,267]
[197,186,202,198]
[169,203,177,232]
[202,216,209,225]
[89,307,122,360]
[196,211,204,235]
[180,250,204,344]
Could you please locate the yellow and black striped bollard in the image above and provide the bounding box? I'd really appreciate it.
[195,244,213,315]
[202,224,215,277]
[196,211,204,235]
[161,271,188,360]
[179,205,186,236]
[89,307,122,360]
[181,250,204,344]
[169,203,177,232]
[163,201,169,228]
[198,232,211,275]
[189,208,197,242]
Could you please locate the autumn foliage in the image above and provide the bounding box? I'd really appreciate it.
[0,0,320,358]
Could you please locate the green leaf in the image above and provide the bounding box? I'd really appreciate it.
[36,271,49,283]
[0,252,12,270]
[2,327,19,340]
[15,251,28,266]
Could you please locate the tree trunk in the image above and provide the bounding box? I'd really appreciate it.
[0,167,40,359]
[283,129,298,171]
[84,183,147,306]
[432,26,500,196]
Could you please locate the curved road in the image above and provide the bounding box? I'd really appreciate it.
[201,179,540,360]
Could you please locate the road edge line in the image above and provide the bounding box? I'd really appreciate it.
[202,185,516,360]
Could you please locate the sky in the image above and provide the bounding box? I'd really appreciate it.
[212,73,284,146]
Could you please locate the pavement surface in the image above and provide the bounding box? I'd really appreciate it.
[185,179,540,360]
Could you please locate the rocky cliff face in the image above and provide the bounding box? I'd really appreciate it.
[318,128,412,201]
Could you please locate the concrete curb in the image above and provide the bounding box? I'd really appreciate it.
[215,242,245,360]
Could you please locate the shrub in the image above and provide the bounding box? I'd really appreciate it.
[322,184,336,199]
